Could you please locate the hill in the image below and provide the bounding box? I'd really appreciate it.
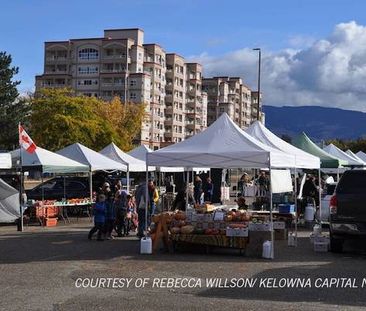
[263,106,366,141]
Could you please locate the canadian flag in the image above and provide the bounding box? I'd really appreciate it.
[19,124,37,153]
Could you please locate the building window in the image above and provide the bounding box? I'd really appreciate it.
[78,66,98,74]
[130,93,137,100]
[130,80,137,87]
[78,79,98,86]
[78,48,99,60]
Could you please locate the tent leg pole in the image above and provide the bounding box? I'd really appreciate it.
[145,164,149,237]
[19,169,24,232]
[127,170,130,193]
[186,169,189,210]
[89,172,93,204]
[294,168,298,246]
[318,168,322,225]
[269,158,274,259]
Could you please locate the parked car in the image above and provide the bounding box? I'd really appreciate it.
[329,170,366,252]
[25,174,119,201]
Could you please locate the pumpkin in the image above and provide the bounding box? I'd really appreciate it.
[224,215,233,222]
[181,225,194,234]
[174,212,186,221]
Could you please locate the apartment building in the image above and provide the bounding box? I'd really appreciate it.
[202,76,262,129]
[35,28,263,148]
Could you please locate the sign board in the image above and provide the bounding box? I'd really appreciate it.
[270,169,293,194]
[0,153,11,169]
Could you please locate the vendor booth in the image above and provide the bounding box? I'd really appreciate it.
[11,146,90,226]
[246,121,321,240]
[57,143,126,200]
[145,113,297,258]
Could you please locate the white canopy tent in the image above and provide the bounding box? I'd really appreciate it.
[146,113,297,258]
[57,143,127,201]
[246,121,320,169]
[128,145,209,173]
[147,114,296,168]
[346,150,366,165]
[245,120,321,234]
[356,151,366,163]
[0,178,20,223]
[323,144,364,166]
[57,143,126,172]
[11,147,89,173]
[100,142,153,191]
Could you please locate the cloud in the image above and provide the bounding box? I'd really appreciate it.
[189,21,366,112]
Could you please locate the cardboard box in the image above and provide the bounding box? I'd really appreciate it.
[249,222,272,231]
[273,221,286,230]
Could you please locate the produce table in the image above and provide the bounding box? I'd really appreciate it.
[170,233,248,251]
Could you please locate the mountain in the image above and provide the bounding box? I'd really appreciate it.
[263,105,366,141]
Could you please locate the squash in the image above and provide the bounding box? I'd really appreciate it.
[181,225,194,234]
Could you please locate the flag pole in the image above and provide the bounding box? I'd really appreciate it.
[18,123,24,232]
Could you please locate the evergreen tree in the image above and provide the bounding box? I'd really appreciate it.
[0,51,30,150]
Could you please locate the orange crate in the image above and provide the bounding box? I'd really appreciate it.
[43,217,58,227]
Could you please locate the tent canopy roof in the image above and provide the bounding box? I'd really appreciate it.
[100,143,150,172]
[147,113,296,168]
[11,147,89,173]
[292,133,345,168]
[57,143,126,172]
[128,145,152,161]
[346,150,366,165]
[356,151,366,163]
[246,121,320,169]
[324,144,364,166]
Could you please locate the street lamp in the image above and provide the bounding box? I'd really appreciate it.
[253,48,261,121]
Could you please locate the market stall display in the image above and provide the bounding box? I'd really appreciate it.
[30,197,93,226]
[146,113,297,258]
[150,206,292,256]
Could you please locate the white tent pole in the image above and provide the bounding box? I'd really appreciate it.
[145,163,149,236]
[294,167,298,245]
[19,145,24,232]
[318,168,322,224]
[337,168,339,182]
[127,166,130,193]
[269,155,274,259]
[186,169,189,210]
[89,171,93,203]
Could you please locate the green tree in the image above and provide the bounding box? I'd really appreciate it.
[31,88,146,151]
[0,51,30,150]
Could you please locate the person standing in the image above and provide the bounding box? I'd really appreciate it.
[114,186,128,237]
[204,177,214,202]
[88,194,107,241]
[148,180,159,216]
[193,176,203,205]
[135,181,147,238]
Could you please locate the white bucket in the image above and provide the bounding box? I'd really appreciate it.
[262,240,272,259]
[313,224,322,235]
[140,237,152,254]
[305,205,315,222]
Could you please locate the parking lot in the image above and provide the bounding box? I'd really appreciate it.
[1,221,366,311]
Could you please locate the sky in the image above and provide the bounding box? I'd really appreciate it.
[2,0,366,111]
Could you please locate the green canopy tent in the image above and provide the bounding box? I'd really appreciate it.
[292,133,346,168]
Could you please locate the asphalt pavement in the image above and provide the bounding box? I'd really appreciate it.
[1,220,366,311]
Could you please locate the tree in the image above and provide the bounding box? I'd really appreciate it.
[31,88,146,151]
[0,51,30,150]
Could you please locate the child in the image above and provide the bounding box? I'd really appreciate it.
[88,194,106,241]
[125,195,137,235]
